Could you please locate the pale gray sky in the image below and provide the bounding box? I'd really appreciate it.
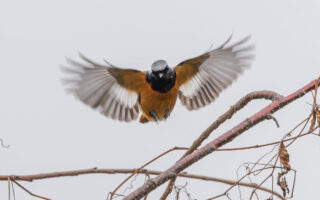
[0,0,320,199]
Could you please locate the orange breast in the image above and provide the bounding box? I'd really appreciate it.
[140,80,179,121]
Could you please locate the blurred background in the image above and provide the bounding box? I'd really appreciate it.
[0,0,319,199]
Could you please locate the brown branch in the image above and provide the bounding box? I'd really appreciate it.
[213,115,312,200]
[184,90,283,157]
[216,124,319,152]
[8,178,11,200]
[161,90,284,199]
[208,166,285,200]
[184,172,283,199]
[109,146,188,199]
[11,179,51,200]
[248,157,279,200]
[4,122,317,199]
[0,168,282,198]
[172,121,319,199]
[124,77,320,200]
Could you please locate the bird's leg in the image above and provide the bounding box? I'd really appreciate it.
[149,109,158,123]
[164,108,171,119]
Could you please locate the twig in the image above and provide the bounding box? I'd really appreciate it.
[284,113,313,147]
[0,168,282,198]
[183,90,283,158]
[143,172,151,200]
[8,178,10,200]
[109,146,188,199]
[11,180,51,200]
[266,114,280,128]
[11,181,15,200]
[216,124,319,152]
[209,103,319,199]
[207,166,285,200]
[248,157,279,200]
[161,90,284,199]
[291,170,297,198]
[124,78,320,200]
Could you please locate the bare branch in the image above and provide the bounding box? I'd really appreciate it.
[184,90,283,157]
[11,180,51,200]
[161,90,284,199]
[109,146,188,199]
[124,77,320,200]
[216,124,319,152]
[0,168,282,198]
[208,166,285,200]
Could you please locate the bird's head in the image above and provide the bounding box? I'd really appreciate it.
[150,60,169,78]
[146,60,176,93]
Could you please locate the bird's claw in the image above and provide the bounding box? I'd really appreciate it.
[164,108,171,119]
[149,109,158,123]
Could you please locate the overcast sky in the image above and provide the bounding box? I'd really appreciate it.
[0,0,320,199]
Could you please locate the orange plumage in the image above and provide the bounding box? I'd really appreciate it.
[139,78,179,122]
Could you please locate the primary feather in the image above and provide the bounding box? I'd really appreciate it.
[61,54,145,122]
[175,35,255,110]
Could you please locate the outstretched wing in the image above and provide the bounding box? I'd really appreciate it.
[175,35,254,110]
[61,54,145,122]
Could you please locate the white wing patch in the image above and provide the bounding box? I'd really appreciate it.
[61,56,141,122]
[179,35,254,110]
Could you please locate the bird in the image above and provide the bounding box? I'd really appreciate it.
[61,35,254,123]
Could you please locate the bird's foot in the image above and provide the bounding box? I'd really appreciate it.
[149,109,158,124]
[164,108,171,119]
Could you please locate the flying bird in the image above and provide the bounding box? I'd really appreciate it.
[62,35,254,123]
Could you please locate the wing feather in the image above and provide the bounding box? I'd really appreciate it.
[175,35,254,110]
[61,54,145,122]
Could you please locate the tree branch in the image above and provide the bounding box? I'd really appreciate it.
[11,179,51,200]
[185,90,283,157]
[0,168,283,199]
[109,146,188,199]
[161,90,284,199]
[124,77,320,200]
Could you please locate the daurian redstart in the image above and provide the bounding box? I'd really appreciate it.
[62,35,254,123]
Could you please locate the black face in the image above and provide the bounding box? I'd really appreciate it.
[146,65,176,93]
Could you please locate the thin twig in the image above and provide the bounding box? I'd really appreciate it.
[161,90,284,199]
[207,166,285,200]
[109,146,188,199]
[216,124,319,152]
[285,113,313,147]
[8,178,10,200]
[184,90,283,157]
[12,180,51,200]
[0,168,282,198]
[248,157,279,200]
[266,114,280,128]
[213,108,318,200]
[124,78,320,200]
[11,181,15,200]
[143,172,151,200]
